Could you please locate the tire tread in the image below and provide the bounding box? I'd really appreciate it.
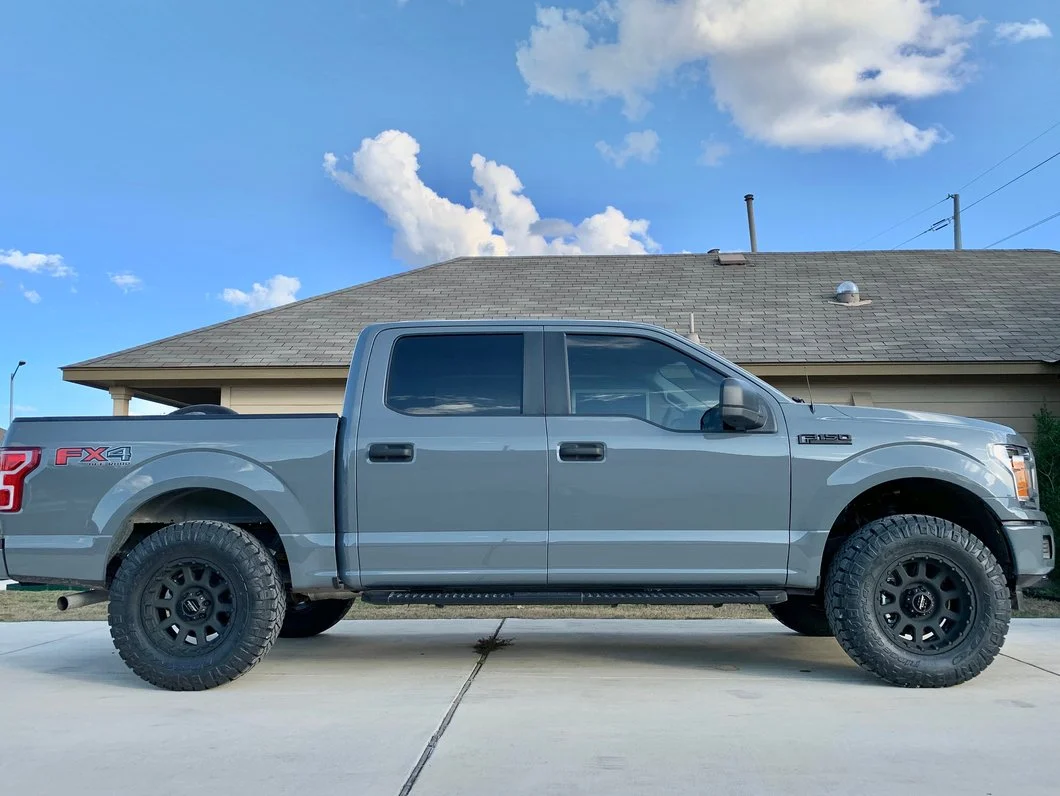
[108,520,285,691]
[825,513,1011,688]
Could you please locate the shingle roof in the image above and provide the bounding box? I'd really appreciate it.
[67,250,1060,368]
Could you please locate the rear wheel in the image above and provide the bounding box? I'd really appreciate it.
[108,520,285,691]
[767,595,833,637]
[825,514,1010,688]
[280,598,355,638]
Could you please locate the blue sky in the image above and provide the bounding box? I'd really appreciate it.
[1,0,1057,419]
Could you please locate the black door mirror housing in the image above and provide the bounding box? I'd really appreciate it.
[718,377,769,431]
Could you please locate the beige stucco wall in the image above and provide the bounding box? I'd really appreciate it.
[223,382,348,414]
[768,375,1060,438]
[221,374,1060,439]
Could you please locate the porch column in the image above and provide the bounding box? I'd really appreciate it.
[110,386,132,416]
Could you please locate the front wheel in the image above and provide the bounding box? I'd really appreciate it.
[280,598,355,638]
[825,514,1011,688]
[108,520,286,691]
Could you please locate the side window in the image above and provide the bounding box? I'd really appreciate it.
[566,334,725,431]
[386,334,523,416]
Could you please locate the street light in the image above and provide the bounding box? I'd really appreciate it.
[9,360,26,426]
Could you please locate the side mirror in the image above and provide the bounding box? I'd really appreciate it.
[718,377,769,431]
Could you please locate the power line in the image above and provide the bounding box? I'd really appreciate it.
[961,149,1060,214]
[986,210,1060,248]
[889,216,950,250]
[855,118,1060,248]
[957,119,1060,193]
[854,197,950,248]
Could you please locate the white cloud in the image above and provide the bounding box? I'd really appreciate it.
[698,139,731,167]
[221,275,301,312]
[324,129,658,266]
[596,129,660,166]
[516,0,982,158]
[995,19,1052,43]
[1,249,75,277]
[20,284,41,304]
[109,272,143,293]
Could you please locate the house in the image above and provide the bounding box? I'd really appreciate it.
[62,249,1060,438]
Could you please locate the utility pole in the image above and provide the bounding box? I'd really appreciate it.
[9,360,25,425]
[951,193,962,250]
[744,194,758,252]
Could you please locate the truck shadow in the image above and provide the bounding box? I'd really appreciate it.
[266,620,875,686]
[0,620,879,689]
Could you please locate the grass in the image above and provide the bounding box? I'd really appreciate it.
[1026,578,1060,602]
[3,590,1060,622]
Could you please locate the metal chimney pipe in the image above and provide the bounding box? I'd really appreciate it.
[744,194,758,252]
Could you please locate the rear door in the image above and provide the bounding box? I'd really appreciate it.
[355,326,548,587]
[545,328,791,586]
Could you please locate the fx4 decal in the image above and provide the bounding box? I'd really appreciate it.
[55,446,133,466]
[797,433,853,446]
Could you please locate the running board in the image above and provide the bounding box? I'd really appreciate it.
[359,588,787,607]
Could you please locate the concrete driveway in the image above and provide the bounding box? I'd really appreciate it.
[0,619,1057,795]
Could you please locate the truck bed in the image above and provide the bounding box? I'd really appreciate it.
[0,413,340,589]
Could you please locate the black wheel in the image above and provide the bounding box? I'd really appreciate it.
[825,514,1011,688]
[767,595,833,637]
[280,598,354,638]
[108,520,285,691]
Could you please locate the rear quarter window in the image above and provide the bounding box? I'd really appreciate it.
[386,334,524,416]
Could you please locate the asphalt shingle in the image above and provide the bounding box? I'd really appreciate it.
[66,250,1060,368]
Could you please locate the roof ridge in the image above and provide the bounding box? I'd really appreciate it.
[64,257,468,368]
[444,248,1060,260]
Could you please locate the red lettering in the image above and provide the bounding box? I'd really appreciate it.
[55,448,84,466]
[81,447,108,463]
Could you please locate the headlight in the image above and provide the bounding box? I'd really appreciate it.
[990,443,1038,505]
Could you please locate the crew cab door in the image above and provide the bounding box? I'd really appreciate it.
[354,326,548,587]
[544,328,791,585]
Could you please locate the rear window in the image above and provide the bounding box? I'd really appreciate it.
[386,334,524,416]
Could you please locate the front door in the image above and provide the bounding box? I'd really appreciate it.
[355,326,548,587]
[545,329,791,586]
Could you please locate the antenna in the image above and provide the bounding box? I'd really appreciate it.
[804,367,815,414]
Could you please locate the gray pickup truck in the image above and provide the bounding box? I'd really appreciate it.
[1,320,1053,690]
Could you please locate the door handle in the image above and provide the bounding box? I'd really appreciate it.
[558,442,606,462]
[368,443,415,463]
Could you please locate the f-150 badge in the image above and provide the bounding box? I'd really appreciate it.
[797,434,853,445]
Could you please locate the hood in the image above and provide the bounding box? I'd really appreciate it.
[831,405,1016,436]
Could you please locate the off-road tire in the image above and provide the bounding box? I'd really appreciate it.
[825,514,1010,688]
[280,598,355,638]
[767,595,833,637]
[109,520,285,691]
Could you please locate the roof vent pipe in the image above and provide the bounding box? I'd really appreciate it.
[744,194,758,253]
[687,313,702,345]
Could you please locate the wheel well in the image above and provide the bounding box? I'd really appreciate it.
[822,478,1015,589]
[105,488,291,588]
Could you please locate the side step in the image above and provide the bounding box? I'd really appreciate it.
[360,588,787,607]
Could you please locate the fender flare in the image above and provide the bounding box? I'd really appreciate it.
[94,449,312,562]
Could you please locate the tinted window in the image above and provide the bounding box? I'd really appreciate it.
[566,334,724,431]
[387,334,523,416]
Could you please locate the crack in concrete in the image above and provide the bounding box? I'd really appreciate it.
[0,628,99,657]
[1000,652,1060,678]
[398,618,507,796]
